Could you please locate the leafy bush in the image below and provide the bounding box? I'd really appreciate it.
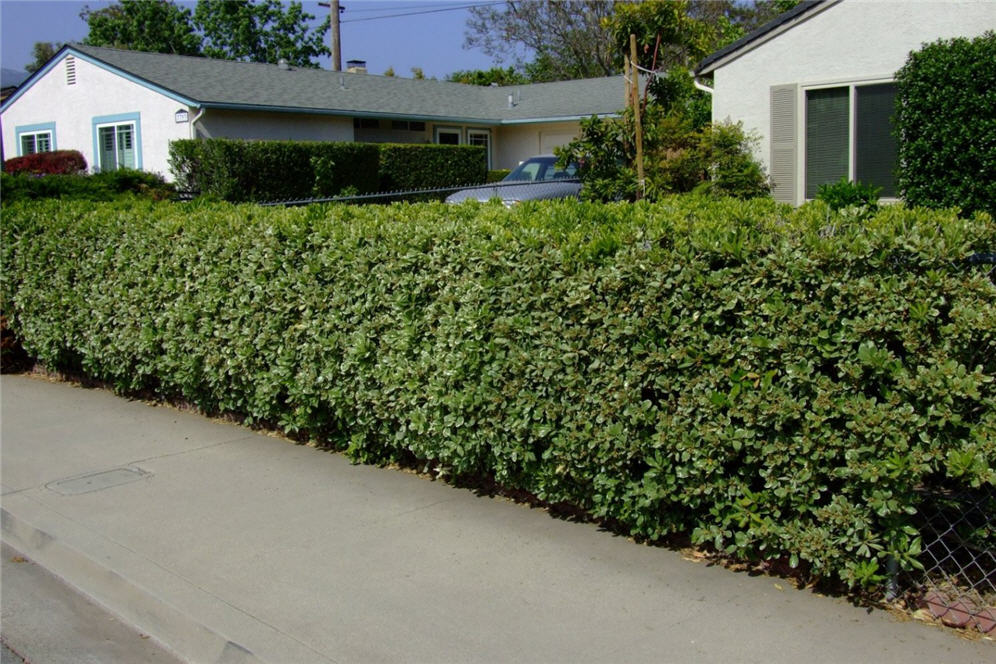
[816,177,881,212]
[169,138,381,202]
[487,169,511,183]
[0,170,173,205]
[169,138,487,203]
[895,31,996,216]
[377,144,487,193]
[4,150,87,175]
[560,109,770,202]
[3,197,994,591]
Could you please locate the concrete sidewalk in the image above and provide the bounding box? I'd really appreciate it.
[1,374,991,663]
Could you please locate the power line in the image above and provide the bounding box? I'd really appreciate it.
[340,1,505,24]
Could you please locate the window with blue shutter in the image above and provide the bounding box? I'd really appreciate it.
[92,113,142,171]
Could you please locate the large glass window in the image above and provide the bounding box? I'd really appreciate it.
[805,82,897,198]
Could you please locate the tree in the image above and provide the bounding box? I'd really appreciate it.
[193,0,329,68]
[383,67,395,77]
[81,0,202,55]
[25,42,61,73]
[464,0,618,82]
[446,67,528,86]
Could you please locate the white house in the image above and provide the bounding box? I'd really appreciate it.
[695,0,996,205]
[1,44,628,178]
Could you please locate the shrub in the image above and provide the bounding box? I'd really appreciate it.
[169,138,487,203]
[169,138,381,202]
[3,197,993,591]
[487,169,511,182]
[377,144,487,192]
[895,31,996,216]
[816,176,881,212]
[561,110,770,202]
[4,150,87,175]
[0,170,173,205]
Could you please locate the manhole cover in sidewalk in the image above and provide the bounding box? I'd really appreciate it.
[47,468,151,495]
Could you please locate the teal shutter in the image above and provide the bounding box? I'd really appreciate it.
[805,87,849,199]
[855,83,898,197]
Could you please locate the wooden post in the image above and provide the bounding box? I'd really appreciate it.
[630,34,645,200]
[331,0,342,72]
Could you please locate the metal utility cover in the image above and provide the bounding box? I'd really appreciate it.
[48,468,150,495]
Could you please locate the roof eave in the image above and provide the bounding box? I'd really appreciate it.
[695,0,839,76]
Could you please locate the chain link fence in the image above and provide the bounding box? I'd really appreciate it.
[912,486,996,634]
[905,252,995,635]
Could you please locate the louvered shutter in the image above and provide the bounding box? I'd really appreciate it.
[770,84,798,204]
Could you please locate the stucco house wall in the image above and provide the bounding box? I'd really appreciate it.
[493,121,581,170]
[196,109,353,143]
[1,52,191,176]
[707,0,995,204]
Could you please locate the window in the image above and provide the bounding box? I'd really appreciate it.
[391,120,426,132]
[354,118,379,129]
[20,131,52,155]
[805,82,897,198]
[15,123,57,157]
[97,124,136,170]
[92,113,141,171]
[467,129,491,168]
[434,127,461,145]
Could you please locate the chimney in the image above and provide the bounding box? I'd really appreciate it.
[346,59,367,74]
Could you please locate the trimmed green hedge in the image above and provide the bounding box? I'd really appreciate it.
[378,144,487,191]
[169,138,487,202]
[169,139,381,202]
[3,197,994,589]
[895,31,996,217]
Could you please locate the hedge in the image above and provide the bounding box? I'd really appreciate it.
[895,31,996,217]
[0,170,173,205]
[4,149,87,175]
[169,138,487,202]
[2,197,994,590]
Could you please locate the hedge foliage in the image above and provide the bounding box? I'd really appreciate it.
[169,138,487,202]
[4,149,87,175]
[0,170,174,205]
[168,139,381,202]
[3,197,994,590]
[895,31,996,217]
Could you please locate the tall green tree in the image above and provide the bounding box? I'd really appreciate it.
[446,67,528,86]
[464,0,618,82]
[193,0,329,68]
[81,0,202,55]
[25,42,62,73]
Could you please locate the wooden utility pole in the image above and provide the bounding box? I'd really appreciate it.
[319,1,344,71]
[630,34,645,200]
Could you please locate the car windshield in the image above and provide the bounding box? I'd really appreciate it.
[503,157,577,182]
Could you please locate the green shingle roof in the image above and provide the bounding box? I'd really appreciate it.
[70,45,624,124]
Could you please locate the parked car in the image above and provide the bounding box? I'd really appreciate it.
[445,155,581,205]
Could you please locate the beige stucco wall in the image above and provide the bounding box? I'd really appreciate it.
[710,0,996,203]
[492,121,581,170]
[197,109,352,142]
[1,52,192,178]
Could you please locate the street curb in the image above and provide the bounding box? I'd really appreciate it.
[1,497,313,664]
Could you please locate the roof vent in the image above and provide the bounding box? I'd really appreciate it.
[278,58,290,71]
[507,93,515,109]
[65,56,77,85]
[346,59,367,74]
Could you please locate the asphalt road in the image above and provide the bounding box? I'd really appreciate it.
[0,542,185,664]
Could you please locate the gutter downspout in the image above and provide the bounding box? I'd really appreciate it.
[189,106,206,139]
[693,76,714,96]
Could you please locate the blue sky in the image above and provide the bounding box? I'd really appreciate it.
[1,0,506,78]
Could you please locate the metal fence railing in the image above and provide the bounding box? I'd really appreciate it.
[912,486,996,634]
